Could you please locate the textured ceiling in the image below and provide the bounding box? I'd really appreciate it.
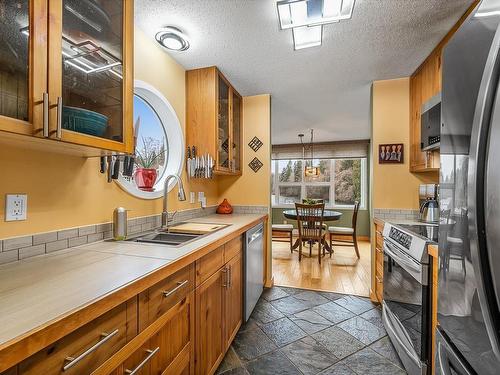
[135,0,474,145]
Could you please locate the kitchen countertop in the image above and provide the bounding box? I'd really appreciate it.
[374,216,431,226]
[0,213,266,365]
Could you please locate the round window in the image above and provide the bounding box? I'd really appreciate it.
[116,80,184,199]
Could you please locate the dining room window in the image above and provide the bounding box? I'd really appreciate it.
[271,158,367,209]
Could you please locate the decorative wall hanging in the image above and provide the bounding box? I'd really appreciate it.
[378,143,404,164]
[248,136,263,152]
[248,157,263,173]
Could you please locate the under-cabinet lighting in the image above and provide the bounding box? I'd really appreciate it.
[292,25,322,50]
[277,0,355,30]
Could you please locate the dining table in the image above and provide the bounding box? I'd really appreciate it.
[282,209,343,254]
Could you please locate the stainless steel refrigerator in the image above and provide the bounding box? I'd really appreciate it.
[438,0,500,373]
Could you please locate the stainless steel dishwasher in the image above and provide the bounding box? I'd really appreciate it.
[244,222,264,321]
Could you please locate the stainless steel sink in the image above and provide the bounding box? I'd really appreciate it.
[125,222,230,247]
[127,232,201,246]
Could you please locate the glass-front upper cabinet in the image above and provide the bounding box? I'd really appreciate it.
[231,90,242,173]
[217,73,230,172]
[0,1,47,136]
[48,0,133,153]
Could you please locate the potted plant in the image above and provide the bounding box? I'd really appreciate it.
[134,137,165,191]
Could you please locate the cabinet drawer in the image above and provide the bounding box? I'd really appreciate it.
[19,303,129,375]
[140,265,194,329]
[121,342,157,375]
[224,236,242,263]
[196,246,224,285]
[150,295,193,375]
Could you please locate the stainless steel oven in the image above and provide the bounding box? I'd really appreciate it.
[382,223,434,375]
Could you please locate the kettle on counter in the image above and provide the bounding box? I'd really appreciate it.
[420,199,439,223]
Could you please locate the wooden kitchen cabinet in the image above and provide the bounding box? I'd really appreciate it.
[0,0,134,154]
[374,220,385,303]
[186,66,243,176]
[18,301,134,375]
[2,228,254,375]
[195,237,243,375]
[0,1,47,138]
[224,253,243,349]
[195,269,225,375]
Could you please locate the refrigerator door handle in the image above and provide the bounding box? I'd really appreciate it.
[468,20,500,362]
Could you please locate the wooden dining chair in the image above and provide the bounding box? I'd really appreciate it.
[295,203,326,264]
[328,201,360,258]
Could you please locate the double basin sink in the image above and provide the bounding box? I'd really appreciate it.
[126,222,230,247]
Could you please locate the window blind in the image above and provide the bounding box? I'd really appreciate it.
[271,140,370,160]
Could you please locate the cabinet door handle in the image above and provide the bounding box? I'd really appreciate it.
[228,265,232,288]
[43,92,49,137]
[56,96,63,139]
[125,347,159,375]
[162,280,189,298]
[222,267,228,288]
[62,328,119,371]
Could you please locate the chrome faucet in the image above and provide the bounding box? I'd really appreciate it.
[161,174,186,230]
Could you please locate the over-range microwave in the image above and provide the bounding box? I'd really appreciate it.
[420,93,441,150]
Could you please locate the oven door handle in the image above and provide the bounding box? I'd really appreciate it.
[383,242,422,274]
[382,302,422,367]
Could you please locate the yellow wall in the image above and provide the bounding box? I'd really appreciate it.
[372,78,436,210]
[0,28,218,238]
[218,95,271,207]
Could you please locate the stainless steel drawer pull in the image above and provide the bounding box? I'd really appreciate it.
[43,92,49,137]
[125,347,159,375]
[163,279,189,298]
[62,328,119,371]
[56,96,63,139]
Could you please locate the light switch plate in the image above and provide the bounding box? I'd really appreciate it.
[190,192,195,204]
[5,194,27,221]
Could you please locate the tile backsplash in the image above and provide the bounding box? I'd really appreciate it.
[0,205,268,265]
[373,208,419,221]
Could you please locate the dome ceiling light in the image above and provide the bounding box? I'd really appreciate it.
[155,26,190,51]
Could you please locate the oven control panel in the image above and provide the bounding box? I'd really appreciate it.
[389,227,412,249]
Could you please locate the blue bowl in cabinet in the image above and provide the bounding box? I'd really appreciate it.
[62,106,108,137]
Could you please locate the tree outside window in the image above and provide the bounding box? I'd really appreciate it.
[272,158,366,208]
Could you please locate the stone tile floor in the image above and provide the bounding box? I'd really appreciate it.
[216,286,407,375]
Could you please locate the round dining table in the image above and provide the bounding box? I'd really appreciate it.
[282,209,343,254]
[283,209,343,222]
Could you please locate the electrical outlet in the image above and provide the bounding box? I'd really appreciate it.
[5,194,27,221]
[190,192,195,204]
[198,192,205,202]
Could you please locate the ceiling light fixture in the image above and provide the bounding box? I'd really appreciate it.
[277,0,355,29]
[299,129,321,177]
[293,25,322,50]
[155,26,190,51]
[277,0,355,50]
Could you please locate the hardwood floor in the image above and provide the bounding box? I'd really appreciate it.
[272,237,371,297]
